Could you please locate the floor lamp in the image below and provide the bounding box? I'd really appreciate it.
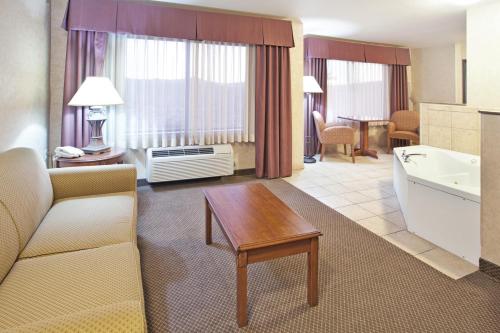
[303,76,323,163]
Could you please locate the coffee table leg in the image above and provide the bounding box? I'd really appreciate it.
[205,198,212,245]
[237,251,248,327]
[307,237,319,306]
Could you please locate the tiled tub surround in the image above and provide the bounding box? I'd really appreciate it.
[480,110,500,281]
[420,103,481,155]
[284,152,477,279]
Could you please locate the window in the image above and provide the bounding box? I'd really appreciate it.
[105,34,255,149]
[326,60,389,123]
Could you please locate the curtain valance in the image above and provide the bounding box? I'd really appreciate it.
[62,0,118,33]
[305,36,410,66]
[117,2,197,40]
[62,0,294,47]
[196,12,262,45]
[305,38,365,62]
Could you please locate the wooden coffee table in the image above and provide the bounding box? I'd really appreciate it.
[203,183,321,327]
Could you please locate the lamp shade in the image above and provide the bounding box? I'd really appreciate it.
[303,76,323,93]
[68,77,124,107]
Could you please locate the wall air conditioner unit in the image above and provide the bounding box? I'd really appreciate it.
[146,144,234,183]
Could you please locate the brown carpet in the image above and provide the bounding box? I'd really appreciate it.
[137,176,500,333]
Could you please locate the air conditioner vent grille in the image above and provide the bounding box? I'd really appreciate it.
[147,144,233,183]
[152,147,214,158]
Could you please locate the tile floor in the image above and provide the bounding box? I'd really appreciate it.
[283,151,478,280]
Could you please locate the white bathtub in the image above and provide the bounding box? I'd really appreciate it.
[393,145,480,266]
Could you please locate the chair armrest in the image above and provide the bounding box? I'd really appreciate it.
[49,164,137,201]
[325,121,347,128]
[387,122,396,134]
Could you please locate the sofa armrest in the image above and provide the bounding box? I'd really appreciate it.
[49,164,137,201]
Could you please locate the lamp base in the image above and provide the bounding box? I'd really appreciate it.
[83,117,110,154]
[82,135,110,154]
[82,144,111,154]
[304,156,317,164]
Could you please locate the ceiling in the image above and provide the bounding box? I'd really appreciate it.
[156,0,486,48]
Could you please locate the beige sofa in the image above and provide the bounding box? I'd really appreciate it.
[0,148,146,332]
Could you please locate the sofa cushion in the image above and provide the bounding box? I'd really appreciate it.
[0,204,19,283]
[19,192,137,259]
[0,148,53,250]
[0,243,146,332]
[8,301,145,333]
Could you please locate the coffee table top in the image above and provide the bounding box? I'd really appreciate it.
[203,183,321,252]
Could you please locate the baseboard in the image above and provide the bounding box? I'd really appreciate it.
[234,168,256,176]
[136,169,256,187]
[479,258,500,281]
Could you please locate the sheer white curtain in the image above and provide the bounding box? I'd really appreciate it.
[104,34,255,149]
[326,60,390,123]
[189,41,255,145]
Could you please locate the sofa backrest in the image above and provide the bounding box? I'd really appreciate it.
[0,203,19,283]
[0,148,53,251]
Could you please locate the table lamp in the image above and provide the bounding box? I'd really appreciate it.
[68,77,123,154]
[303,76,323,163]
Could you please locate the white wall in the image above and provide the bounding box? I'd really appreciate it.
[0,0,50,161]
[290,18,304,171]
[410,45,458,108]
[467,1,500,269]
[467,1,500,109]
[454,42,466,104]
[49,0,67,160]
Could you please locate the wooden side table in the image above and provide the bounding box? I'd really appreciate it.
[338,116,389,159]
[55,148,126,168]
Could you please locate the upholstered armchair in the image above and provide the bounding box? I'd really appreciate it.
[387,110,420,153]
[312,111,355,163]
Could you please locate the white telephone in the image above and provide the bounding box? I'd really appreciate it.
[54,146,85,158]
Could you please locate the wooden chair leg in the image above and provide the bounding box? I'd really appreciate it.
[344,144,347,155]
[387,137,391,153]
[351,144,355,163]
[317,143,322,155]
[320,144,326,161]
